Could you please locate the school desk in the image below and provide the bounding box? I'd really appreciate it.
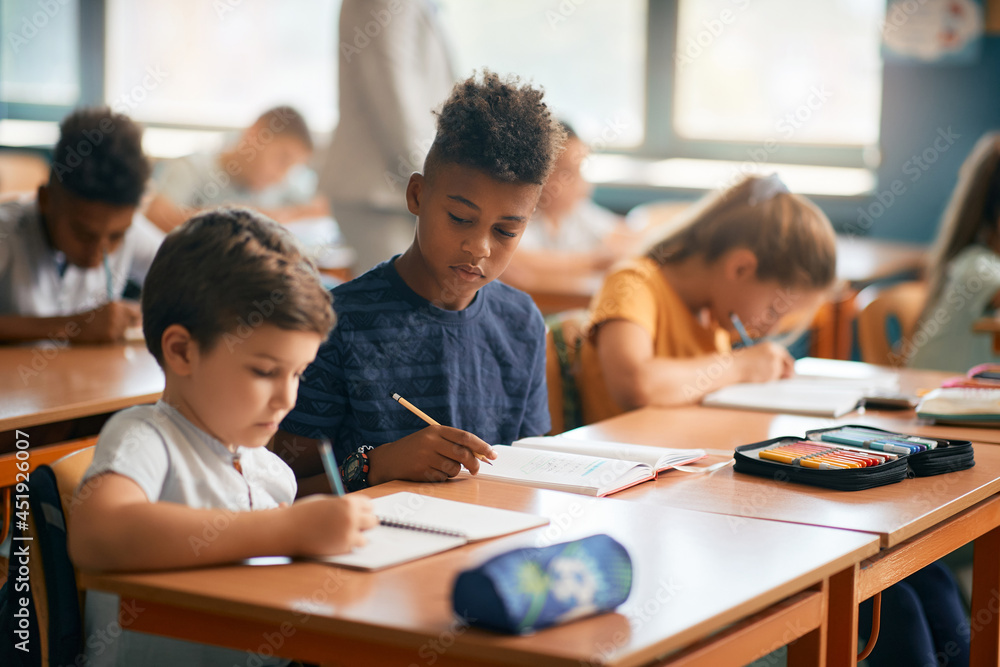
[569,406,1000,666]
[0,343,163,540]
[0,342,163,436]
[79,479,879,667]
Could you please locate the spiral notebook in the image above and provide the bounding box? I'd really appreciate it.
[319,492,548,571]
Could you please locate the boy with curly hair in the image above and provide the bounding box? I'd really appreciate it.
[0,106,164,343]
[277,70,566,493]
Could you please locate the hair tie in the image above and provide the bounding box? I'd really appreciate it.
[748,173,789,206]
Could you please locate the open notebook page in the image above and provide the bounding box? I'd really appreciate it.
[512,436,705,473]
[318,492,547,571]
[470,446,653,497]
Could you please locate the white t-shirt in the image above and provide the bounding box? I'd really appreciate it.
[910,245,1000,372]
[80,400,296,667]
[153,151,317,210]
[519,199,621,254]
[0,197,163,317]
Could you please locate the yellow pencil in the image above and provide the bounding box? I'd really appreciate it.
[391,393,493,465]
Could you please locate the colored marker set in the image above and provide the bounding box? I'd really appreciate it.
[734,424,975,491]
[759,441,892,470]
[816,426,938,455]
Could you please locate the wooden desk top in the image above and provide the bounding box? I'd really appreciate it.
[0,343,163,432]
[571,406,1000,548]
[80,480,878,667]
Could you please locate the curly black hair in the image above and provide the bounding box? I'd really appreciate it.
[50,106,150,206]
[425,70,566,186]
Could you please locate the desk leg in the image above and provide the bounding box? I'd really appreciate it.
[787,580,827,667]
[971,526,1000,667]
[826,565,858,667]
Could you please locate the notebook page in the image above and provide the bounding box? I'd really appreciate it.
[319,525,467,571]
[512,436,705,472]
[371,492,548,542]
[702,380,864,418]
[317,492,547,570]
[474,446,652,496]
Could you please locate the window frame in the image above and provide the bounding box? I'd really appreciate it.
[0,0,104,122]
[1,0,881,171]
[635,0,879,169]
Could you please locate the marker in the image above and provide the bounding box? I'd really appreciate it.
[866,441,917,456]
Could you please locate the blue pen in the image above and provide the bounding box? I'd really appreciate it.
[730,313,754,347]
[318,439,347,496]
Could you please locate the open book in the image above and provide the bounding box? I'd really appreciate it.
[465,437,706,497]
[701,357,901,418]
[319,492,547,571]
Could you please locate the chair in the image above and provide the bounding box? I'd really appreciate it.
[856,281,928,366]
[545,310,589,434]
[0,446,94,666]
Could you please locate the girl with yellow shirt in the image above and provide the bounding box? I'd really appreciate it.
[578,174,837,423]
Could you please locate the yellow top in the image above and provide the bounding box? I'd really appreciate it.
[578,256,731,423]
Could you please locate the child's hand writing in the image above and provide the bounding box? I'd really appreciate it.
[289,494,378,557]
[73,301,142,344]
[367,425,497,484]
[735,341,794,383]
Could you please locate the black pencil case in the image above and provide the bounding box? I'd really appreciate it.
[803,425,975,477]
[733,436,910,491]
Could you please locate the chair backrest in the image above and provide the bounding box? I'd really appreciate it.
[545,310,589,434]
[49,446,96,520]
[0,446,94,667]
[856,281,928,366]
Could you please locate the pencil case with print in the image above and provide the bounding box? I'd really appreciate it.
[733,436,910,491]
[803,425,975,477]
[451,533,632,634]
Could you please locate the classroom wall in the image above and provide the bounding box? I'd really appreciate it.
[596,35,1000,246]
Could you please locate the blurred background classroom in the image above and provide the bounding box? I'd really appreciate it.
[1,0,998,362]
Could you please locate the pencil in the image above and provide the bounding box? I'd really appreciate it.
[318,439,347,496]
[391,392,493,465]
[103,247,113,302]
[730,313,754,348]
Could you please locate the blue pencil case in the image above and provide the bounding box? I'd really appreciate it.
[452,534,633,634]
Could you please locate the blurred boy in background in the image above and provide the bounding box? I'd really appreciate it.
[146,106,329,232]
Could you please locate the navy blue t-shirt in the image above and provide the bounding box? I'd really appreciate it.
[281,257,551,461]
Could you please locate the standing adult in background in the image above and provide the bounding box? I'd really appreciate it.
[322,0,455,273]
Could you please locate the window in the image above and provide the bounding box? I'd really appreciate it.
[668,0,885,164]
[104,0,338,131]
[435,0,647,149]
[1,0,81,109]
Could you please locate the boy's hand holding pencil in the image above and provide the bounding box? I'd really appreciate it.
[361,393,497,484]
